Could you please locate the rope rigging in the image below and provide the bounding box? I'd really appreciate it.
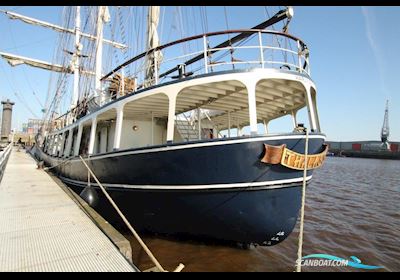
[263,6,296,66]
[0,46,40,119]
[117,7,130,76]
[44,6,74,126]
[13,91,39,118]
[6,19,45,112]
[223,6,235,69]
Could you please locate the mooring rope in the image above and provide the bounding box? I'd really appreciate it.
[79,156,184,272]
[296,128,309,272]
[42,157,71,171]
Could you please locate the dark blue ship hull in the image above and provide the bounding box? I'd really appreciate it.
[36,133,325,246]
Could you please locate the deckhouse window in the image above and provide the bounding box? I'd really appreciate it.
[69,127,78,157]
[61,131,69,157]
[92,108,118,155]
[255,79,314,135]
[118,93,169,150]
[79,124,92,156]
[174,80,247,142]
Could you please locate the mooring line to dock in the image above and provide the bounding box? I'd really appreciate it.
[42,157,71,171]
[78,156,184,273]
[296,128,309,272]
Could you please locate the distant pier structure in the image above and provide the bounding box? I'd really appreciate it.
[327,140,400,159]
[327,100,399,159]
[1,99,15,143]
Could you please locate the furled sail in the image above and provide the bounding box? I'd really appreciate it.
[0,10,127,49]
[0,52,72,73]
[0,52,96,76]
[145,6,163,87]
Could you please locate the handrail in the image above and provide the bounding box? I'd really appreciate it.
[101,29,308,81]
[52,29,311,132]
[0,143,12,164]
[176,109,225,141]
[105,5,293,82]
[202,110,224,139]
[176,112,195,141]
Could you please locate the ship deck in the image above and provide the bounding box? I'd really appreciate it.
[0,147,137,272]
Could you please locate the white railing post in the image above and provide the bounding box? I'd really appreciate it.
[305,85,317,132]
[64,129,73,157]
[237,120,242,137]
[52,136,57,156]
[167,94,177,143]
[291,110,298,129]
[57,133,64,157]
[228,111,231,138]
[246,80,258,135]
[263,120,269,135]
[297,40,302,73]
[203,35,208,74]
[88,117,97,155]
[151,111,154,145]
[258,31,264,68]
[197,108,201,140]
[113,107,124,150]
[74,123,83,156]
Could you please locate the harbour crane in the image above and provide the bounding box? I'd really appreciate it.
[381,100,390,150]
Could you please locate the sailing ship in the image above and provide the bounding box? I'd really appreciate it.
[0,6,327,246]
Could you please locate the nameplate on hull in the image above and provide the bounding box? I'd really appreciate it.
[261,144,328,170]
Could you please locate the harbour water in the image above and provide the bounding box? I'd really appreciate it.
[124,157,400,272]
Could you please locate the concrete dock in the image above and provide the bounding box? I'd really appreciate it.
[0,147,137,272]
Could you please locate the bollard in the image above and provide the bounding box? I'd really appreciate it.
[37,161,44,169]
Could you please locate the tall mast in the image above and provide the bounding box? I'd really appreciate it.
[72,6,81,109]
[95,6,110,103]
[145,6,162,86]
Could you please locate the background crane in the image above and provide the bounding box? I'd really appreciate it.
[381,100,390,150]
